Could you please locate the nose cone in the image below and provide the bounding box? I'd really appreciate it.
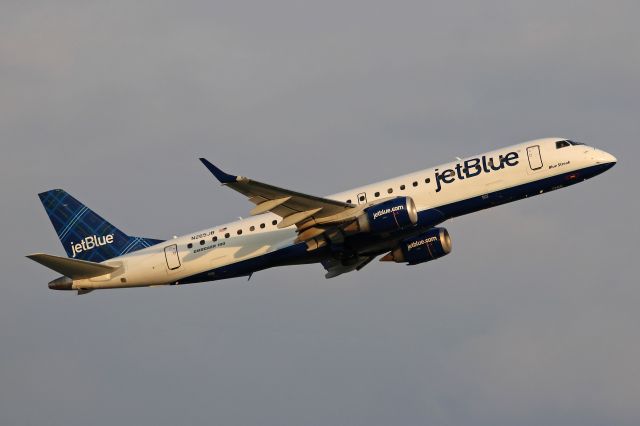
[597,150,617,165]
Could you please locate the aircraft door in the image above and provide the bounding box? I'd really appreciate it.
[356,192,368,204]
[526,145,544,171]
[164,244,181,270]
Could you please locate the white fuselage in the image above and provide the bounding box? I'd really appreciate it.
[71,138,616,290]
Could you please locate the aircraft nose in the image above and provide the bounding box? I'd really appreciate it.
[594,149,617,166]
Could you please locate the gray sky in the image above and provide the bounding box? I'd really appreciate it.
[1,1,639,425]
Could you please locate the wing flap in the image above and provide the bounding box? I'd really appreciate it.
[250,197,291,216]
[277,208,323,229]
[321,256,375,279]
[294,227,326,243]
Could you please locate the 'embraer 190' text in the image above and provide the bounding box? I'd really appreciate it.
[71,234,114,257]
[434,152,520,192]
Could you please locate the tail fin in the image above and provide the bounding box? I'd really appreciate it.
[38,189,164,262]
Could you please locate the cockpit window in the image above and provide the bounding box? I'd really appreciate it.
[556,139,586,149]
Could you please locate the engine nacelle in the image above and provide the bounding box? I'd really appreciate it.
[349,197,418,234]
[381,228,452,265]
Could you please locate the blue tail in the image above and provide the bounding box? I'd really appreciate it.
[38,189,164,262]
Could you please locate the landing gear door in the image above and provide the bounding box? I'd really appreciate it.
[526,145,544,173]
[164,244,181,270]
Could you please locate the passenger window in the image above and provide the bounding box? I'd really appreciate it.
[250,226,255,231]
[260,223,265,229]
[400,185,405,190]
[359,195,365,202]
[237,229,242,235]
[387,188,393,194]
[412,181,418,187]
[200,240,205,245]
[374,192,380,197]
[224,233,230,238]
[187,243,193,249]
[213,236,217,242]
[425,178,431,183]
[346,199,351,204]
[272,219,278,225]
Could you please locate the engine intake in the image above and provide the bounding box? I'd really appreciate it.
[348,197,418,234]
[381,228,452,265]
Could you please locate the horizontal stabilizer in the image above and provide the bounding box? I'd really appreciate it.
[26,253,117,280]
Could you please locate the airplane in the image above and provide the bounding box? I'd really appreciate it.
[28,138,616,294]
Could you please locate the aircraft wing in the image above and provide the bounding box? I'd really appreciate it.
[200,159,358,234]
[321,255,375,279]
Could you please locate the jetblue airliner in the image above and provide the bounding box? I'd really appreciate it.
[28,138,616,294]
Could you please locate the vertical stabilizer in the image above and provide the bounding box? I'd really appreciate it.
[38,189,163,262]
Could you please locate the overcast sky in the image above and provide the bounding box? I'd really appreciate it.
[1,1,639,425]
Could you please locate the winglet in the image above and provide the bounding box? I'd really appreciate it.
[199,158,238,184]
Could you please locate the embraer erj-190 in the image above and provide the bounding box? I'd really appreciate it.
[28,138,616,294]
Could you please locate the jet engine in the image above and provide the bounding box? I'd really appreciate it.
[345,197,418,234]
[381,227,452,265]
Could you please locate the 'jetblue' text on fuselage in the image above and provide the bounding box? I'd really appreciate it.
[434,151,520,192]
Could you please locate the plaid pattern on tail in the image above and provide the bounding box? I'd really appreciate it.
[38,189,163,262]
